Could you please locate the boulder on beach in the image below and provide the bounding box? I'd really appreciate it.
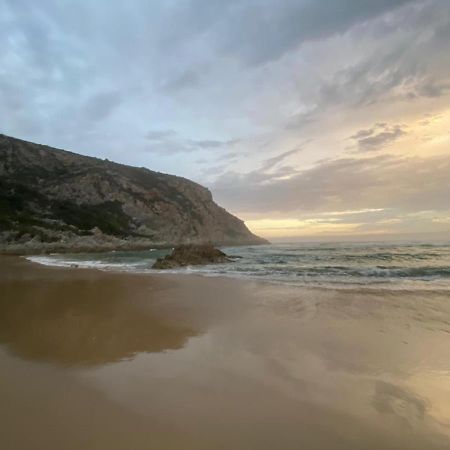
[152,244,231,269]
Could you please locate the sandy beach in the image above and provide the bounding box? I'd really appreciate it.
[1,255,450,449]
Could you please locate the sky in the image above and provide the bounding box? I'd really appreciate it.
[1,0,450,240]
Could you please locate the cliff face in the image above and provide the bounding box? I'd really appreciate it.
[0,134,266,253]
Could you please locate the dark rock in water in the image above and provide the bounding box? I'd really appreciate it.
[152,244,231,269]
[0,133,267,254]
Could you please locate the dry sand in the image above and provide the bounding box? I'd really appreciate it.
[1,255,450,449]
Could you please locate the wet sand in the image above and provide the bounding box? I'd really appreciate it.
[1,256,450,449]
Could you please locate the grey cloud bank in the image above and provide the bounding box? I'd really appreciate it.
[212,153,450,215]
[350,123,407,152]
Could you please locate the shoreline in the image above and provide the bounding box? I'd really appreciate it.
[21,252,450,294]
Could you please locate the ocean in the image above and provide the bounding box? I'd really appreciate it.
[27,241,450,290]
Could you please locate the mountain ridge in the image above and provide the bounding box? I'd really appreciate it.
[0,134,266,254]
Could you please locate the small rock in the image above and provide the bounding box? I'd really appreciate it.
[152,244,231,269]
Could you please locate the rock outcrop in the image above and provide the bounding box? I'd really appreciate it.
[0,134,267,254]
[152,244,231,269]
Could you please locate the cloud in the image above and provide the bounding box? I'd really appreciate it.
[260,145,305,171]
[144,130,238,155]
[162,69,201,93]
[195,139,238,149]
[282,2,450,119]
[349,123,407,151]
[83,91,122,122]
[211,153,450,215]
[146,129,178,141]
[2,1,448,149]
[414,79,450,98]
[211,0,415,66]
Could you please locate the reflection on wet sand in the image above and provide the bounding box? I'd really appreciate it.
[0,258,196,365]
[1,256,450,450]
[373,380,427,423]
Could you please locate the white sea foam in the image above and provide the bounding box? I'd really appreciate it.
[26,256,147,271]
[26,256,74,268]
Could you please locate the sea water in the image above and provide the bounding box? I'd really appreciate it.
[27,241,450,290]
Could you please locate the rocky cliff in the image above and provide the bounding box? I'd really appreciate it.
[0,134,266,254]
